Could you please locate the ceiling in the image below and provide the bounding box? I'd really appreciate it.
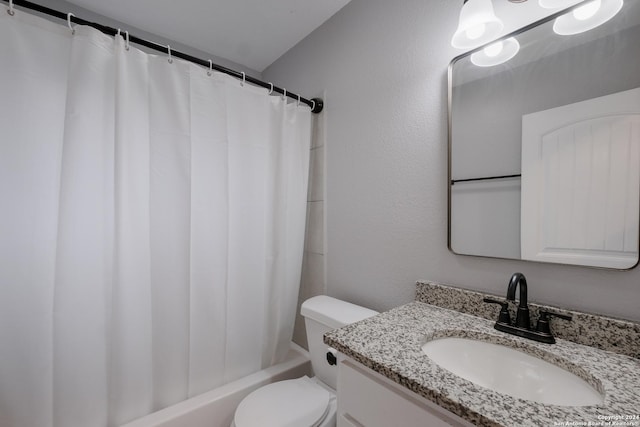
[63,0,353,72]
[55,0,581,72]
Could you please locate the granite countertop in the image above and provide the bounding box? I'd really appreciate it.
[324,301,640,427]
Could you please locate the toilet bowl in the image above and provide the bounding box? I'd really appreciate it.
[231,376,336,427]
[230,296,378,427]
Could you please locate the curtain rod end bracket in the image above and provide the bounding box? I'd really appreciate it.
[311,98,324,114]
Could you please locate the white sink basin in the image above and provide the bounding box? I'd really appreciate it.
[421,337,604,406]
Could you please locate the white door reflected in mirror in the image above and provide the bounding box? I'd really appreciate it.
[521,88,640,269]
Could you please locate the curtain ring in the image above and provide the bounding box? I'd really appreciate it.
[282,88,287,101]
[311,100,316,111]
[297,95,301,106]
[241,72,245,87]
[7,0,15,16]
[124,30,130,51]
[67,13,76,35]
[167,45,173,63]
[207,60,213,76]
[268,83,274,95]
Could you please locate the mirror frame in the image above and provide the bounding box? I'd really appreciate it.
[446,1,640,270]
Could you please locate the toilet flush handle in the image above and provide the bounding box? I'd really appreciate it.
[326,347,338,366]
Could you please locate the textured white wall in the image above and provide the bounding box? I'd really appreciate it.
[263,0,640,322]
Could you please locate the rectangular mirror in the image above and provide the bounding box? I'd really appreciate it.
[448,1,640,269]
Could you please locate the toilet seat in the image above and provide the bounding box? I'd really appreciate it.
[233,376,332,427]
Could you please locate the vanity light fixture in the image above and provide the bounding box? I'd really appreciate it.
[538,0,576,8]
[451,0,504,49]
[470,37,520,66]
[548,0,624,35]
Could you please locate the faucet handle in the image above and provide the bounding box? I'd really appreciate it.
[483,298,511,325]
[535,310,572,335]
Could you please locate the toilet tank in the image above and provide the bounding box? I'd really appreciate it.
[300,296,378,390]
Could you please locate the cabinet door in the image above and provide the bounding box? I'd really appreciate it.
[337,359,473,427]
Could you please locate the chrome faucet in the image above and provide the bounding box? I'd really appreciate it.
[483,272,572,344]
[506,272,530,329]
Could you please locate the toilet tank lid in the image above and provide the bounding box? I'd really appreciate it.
[300,296,378,329]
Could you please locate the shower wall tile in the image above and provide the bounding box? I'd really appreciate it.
[311,106,325,149]
[292,308,308,350]
[293,252,326,348]
[301,252,326,297]
[305,201,324,255]
[308,147,324,202]
[293,112,326,350]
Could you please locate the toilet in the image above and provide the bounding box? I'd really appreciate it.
[231,295,378,427]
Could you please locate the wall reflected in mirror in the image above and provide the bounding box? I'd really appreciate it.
[448,1,640,269]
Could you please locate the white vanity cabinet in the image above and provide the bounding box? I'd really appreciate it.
[337,357,474,427]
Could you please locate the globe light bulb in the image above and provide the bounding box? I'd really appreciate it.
[470,37,520,67]
[538,0,576,8]
[484,41,504,57]
[573,0,602,20]
[553,0,623,35]
[465,23,486,40]
[451,0,503,49]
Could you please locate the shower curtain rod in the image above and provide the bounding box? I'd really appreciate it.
[2,0,324,114]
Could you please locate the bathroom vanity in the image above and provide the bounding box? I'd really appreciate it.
[336,356,473,427]
[325,282,640,427]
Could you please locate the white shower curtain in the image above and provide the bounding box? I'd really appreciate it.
[0,10,311,427]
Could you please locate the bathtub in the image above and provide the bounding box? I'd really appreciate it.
[121,344,311,427]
